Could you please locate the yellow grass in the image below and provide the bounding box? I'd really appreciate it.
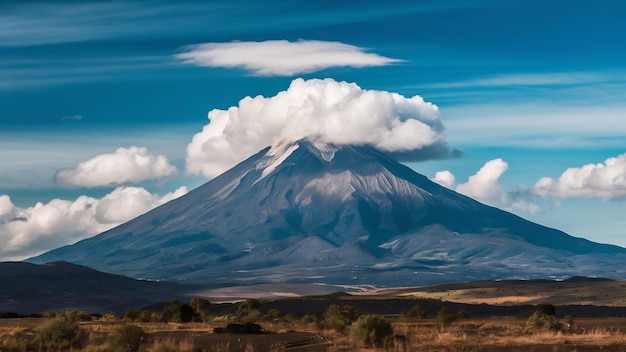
[377,280,626,306]
[2,316,626,351]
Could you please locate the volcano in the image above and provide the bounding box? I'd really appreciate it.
[30,140,626,286]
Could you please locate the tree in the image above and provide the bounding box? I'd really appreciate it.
[108,324,146,352]
[350,315,393,348]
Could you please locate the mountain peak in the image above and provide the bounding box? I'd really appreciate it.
[30,142,626,286]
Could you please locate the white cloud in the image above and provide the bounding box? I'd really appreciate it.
[456,159,508,203]
[432,159,540,213]
[0,186,187,261]
[432,170,455,189]
[0,195,16,222]
[54,146,177,188]
[94,186,187,224]
[176,40,402,76]
[187,78,446,177]
[533,153,626,200]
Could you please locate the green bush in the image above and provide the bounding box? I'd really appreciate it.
[350,315,393,348]
[108,324,146,352]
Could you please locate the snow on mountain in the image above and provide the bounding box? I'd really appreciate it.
[30,139,626,286]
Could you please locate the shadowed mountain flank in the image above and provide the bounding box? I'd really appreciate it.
[0,261,192,314]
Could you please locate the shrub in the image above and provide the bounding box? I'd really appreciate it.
[263,308,281,321]
[124,309,141,321]
[190,297,211,321]
[161,300,182,323]
[240,309,262,324]
[437,307,458,329]
[180,304,195,323]
[108,324,146,352]
[34,318,87,350]
[535,303,556,317]
[525,311,561,333]
[64,309,92,322]
[323,304,360,331]
[401,304,426,319]
[236,299,262,323]
[350,315,393,348]
[563,315,575,331]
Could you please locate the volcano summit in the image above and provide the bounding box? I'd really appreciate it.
[31,140,626,286]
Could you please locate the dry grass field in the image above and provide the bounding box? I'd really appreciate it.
[3,316,626,351]
[355,277,626,307]
[4,278,626,351]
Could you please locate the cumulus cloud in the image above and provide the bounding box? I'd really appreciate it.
[54,146,177,187]
[533,153,626,200]
[0,186,187,261]
[456,159,509,203]
[433,170,456,189]
[431,159,539,213]
[187,78,447,177]
[0,195,16,222]
[176,40,402,76]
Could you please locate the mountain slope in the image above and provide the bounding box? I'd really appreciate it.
[0,261,191,314]
[30,140,626,285]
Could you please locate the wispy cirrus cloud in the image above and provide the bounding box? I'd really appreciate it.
[417,72,626,89]
[1,1,476,48]
[442,104,626,148]
[176,40,402,76]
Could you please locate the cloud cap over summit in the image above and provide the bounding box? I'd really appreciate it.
[186,78,449,177]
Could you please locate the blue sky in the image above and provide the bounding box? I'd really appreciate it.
[1,0,625,260]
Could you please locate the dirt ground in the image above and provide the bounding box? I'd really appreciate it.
[193,331,326,352]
